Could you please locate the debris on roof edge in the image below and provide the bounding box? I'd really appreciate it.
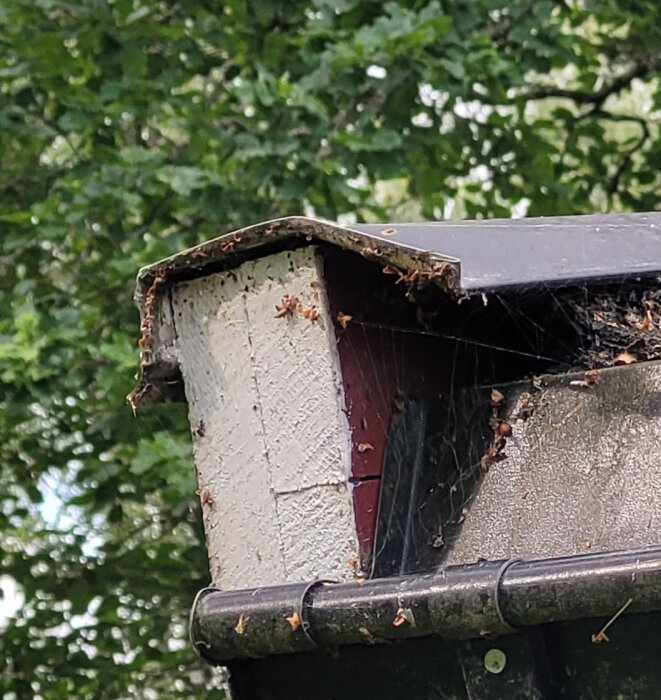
[128,216,460,409]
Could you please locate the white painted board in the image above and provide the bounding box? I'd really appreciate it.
[172,247,358,590]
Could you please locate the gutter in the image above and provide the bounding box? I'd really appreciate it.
[190,545,661,665]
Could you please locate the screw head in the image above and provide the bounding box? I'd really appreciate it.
[484,648,507,674]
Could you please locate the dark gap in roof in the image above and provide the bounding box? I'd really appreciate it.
[361,263,661,577]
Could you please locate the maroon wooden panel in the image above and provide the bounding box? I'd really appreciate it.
[322,249,451,569]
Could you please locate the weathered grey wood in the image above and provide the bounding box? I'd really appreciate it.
[447,362,661,564]
[127,283,182,407]
[172,248,357,590]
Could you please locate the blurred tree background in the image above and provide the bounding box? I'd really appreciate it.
[0,0,659,697]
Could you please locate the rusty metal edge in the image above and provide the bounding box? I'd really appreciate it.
[127,216,461,409]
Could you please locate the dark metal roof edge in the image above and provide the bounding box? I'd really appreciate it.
[458,266,661,294]
[189,544,661,665]
[134,215,460,305]
[128,216,460,408]
[355,211,661,292]
[133,210,661,304]
[128,211,661,408]
[356,210,658,230]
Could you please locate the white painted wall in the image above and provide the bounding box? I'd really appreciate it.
[172,248,358,590]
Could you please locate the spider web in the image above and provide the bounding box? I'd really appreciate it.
[367,276,661,576]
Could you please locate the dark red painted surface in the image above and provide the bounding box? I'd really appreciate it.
[322,249,451,569]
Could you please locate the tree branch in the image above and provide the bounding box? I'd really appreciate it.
[592,110,652,200]
[523,61,652,107]
[554,104,652,204]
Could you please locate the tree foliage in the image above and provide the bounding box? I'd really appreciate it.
[0,0,659,697]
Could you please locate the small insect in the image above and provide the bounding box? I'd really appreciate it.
[392,606,415,628]
[285,612,301,631]
[494,420,513,438]
[398,268,419,286]
[584,370,601,385]
[360,246,383,257]
[193,420,205,437]
[346,552,363,580]
[518,393,534,421]
[198,488,214,506]
[234,613,248,635]
[635,301,655,331]
[490,389,504,407]
[346,552,360,569]
[220,232,242,252]
[431,530,444,548]
[480,439,508,472]
[298,304,319,322]
[337,312,353,329]
[274,294,300,318]
[570,369,602,388]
